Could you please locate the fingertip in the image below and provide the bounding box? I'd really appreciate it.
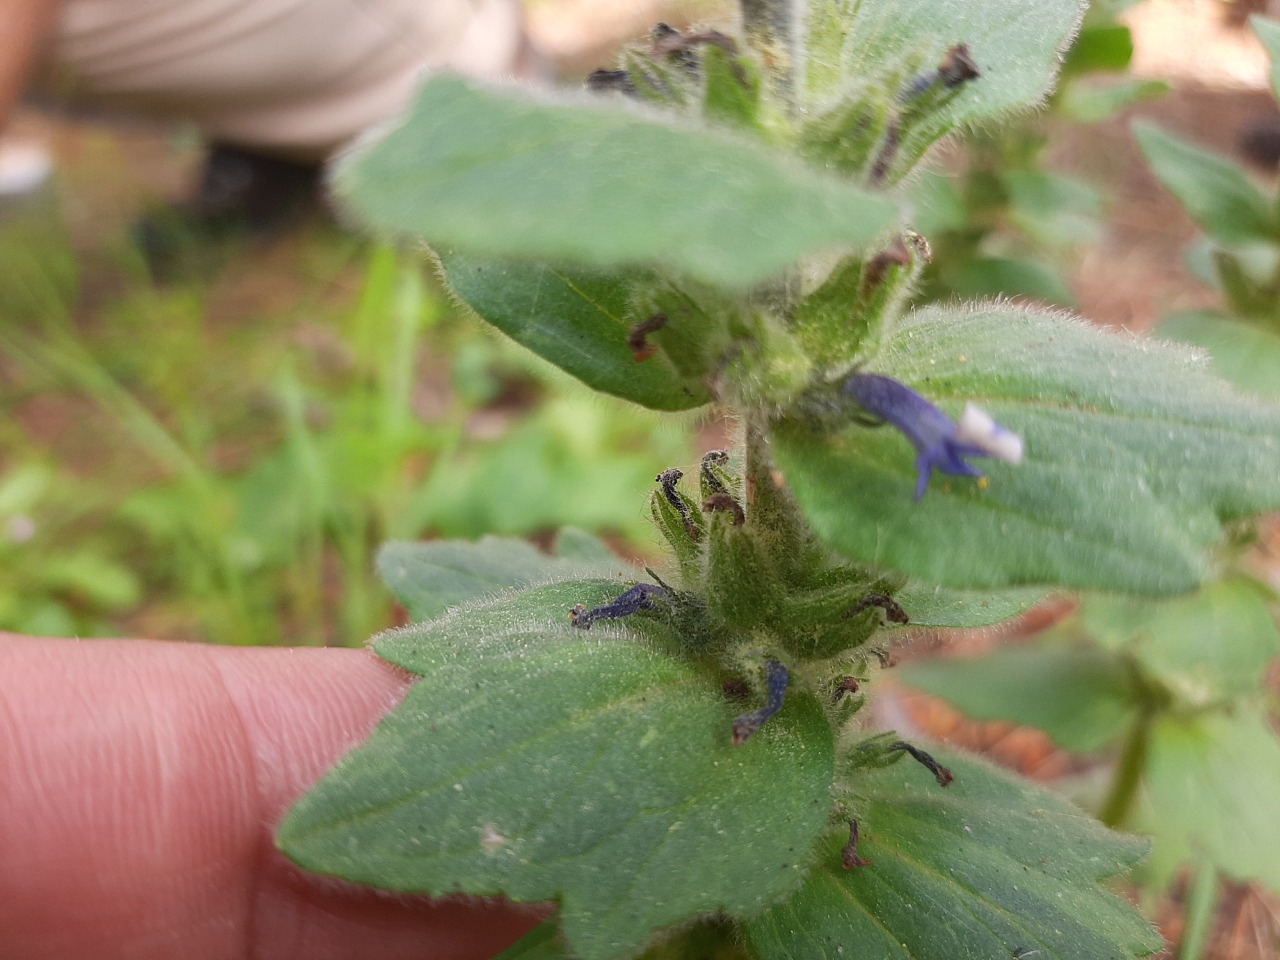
[209,645,544,960]
[0,636,542,960]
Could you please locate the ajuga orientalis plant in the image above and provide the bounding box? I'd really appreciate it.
[275,1,1280,958]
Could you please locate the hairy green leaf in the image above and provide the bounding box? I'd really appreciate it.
[553,528,625,566]
[1057,77,1167,124]
[1141,707,1280,891]
[1159,311,1280,396]
[702,44,764,131]
[775,302,1280,595]
[377,535,635,622]
[745,750,1159,960]
[1134,121,1277,247]
[1062,23,1134,74]
[437,255,711,411]
[804,0,1085,123]
[898,646,1137,751]
[1210,246,1280,319]
[334,75,898,290]
[895,582,1046,628]
[1081,577,1280,705]
[949,256,1075,306]
[1004,170,1103,249]
[279,580,835,960]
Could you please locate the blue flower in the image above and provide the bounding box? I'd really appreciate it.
[843,372,1023,500]
[570,582,667,629]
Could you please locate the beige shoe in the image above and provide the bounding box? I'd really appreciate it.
[0,138,52,198]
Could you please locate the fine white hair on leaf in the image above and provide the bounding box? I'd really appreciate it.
[956,403,1024,464]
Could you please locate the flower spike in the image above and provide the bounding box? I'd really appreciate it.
[843,372,1023,500]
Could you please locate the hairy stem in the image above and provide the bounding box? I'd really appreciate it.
[744,419,782,526]
[743,418,812,579]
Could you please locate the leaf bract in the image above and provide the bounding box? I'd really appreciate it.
[895,582,1046,628]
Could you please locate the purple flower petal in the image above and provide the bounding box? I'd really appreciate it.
[843,372,1022,500]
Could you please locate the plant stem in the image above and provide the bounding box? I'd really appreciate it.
[742,416,817,585]
[1097,707,1153,829]
[744,419,793,530]
[738,0,797,108]
[1177,865,1219,960]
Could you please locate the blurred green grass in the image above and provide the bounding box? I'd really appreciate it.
[0,128,698,646]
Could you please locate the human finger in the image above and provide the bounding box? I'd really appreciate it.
[0,634,543,960]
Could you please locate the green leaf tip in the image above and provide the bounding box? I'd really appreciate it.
[333,74,898,290]
[494,922,569,960]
